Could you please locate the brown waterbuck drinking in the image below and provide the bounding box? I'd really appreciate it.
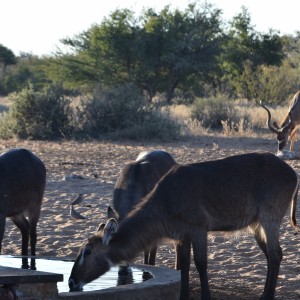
[69,152,299,300]
[111,149,177,266]
[0,148,46,269]
[261,90,300,152]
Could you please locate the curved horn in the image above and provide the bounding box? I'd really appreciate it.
[280,112,293,132]
[260,101,279,134]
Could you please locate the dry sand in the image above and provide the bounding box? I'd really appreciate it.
[1,134,300,299]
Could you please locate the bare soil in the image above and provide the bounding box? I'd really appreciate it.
[1,134,300,299]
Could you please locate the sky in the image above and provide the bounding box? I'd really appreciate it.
[1,0,299,57]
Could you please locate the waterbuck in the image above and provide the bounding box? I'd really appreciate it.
[261,90,300,152]
[0,148,46,269]
[68,152,299,300]
[111,149,177,266]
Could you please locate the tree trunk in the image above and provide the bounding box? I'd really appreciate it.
[165,79,179,103]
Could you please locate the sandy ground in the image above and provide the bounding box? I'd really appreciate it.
[1,134,300,299]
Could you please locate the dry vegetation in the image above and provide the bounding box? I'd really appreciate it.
[0,96,291,139]
[168,100,288,137]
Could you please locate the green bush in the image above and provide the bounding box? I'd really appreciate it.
[191,94,239,129]
[254,63,300,104]
[235,61,300,104]
[0,83,181,141]
[107,109,181,141]
[78,83,181,141]
[0,84,72,139]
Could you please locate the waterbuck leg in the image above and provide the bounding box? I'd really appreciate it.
[144,251,149,265]
[10,214,29,269]
[254,225,282,300]
[29,219,38,257]
[29,211,38,270]
[0,214,6,253]
[148,246,157,265]
[191,230,211,300]
[289,128,297,151]
[28,203,42,258]
[177,235,191,300]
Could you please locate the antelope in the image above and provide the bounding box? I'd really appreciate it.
[0,148,46,269]
[261,90,300,152]
[111,149,177,266]
[68,152,299,300]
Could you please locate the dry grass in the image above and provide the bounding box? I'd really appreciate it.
[168,100,289,137]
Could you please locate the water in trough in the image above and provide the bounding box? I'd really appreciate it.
[0,255,150,293]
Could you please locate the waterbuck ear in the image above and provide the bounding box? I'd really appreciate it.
[102,218,118,245]
[107,206,118,220]
[97,223,106,232]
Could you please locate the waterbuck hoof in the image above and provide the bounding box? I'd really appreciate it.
[276,150,298,160]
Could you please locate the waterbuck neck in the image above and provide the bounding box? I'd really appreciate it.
[107,196,167,264]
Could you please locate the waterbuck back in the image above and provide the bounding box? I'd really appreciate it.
[113,150,176,220]
[68,152,299,300]
[0,148,46,269]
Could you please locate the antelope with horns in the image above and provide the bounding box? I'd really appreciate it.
[261,90,300,152]
[111,149,177,266]
[0,148,46,269]
[69,152,299,300]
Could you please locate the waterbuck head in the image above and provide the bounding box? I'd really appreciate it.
[260,101,293,151]
[68,218,118,291]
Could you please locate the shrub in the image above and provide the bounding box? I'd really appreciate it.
[78,83,181,141]
[255,63,300,104]
[0,84,72,139]
[191,94,240,129]
[0,83,181,141]
[236,61,300,104]
[108,109,181,141]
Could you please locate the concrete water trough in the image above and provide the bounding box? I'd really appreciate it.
[0,255,181,300]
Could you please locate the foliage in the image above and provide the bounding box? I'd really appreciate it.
[2,53,50,94]
[191,94,241,129]
[238,62,300,104]
[215,7,285,98]
[76,83,181,140]
[0,44,17,95]
[55,3,223,102]
[0,84,72,139]
[0,44,16,66]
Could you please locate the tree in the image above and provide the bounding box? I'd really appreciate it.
[139,3,223,102]
[0,44,16,94]
[0,44,16,68]
[2,53,50,94]
[54,3,223,102]
[55,9,137,91]
[218,7,285,99]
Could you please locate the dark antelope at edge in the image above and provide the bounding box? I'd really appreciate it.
[69,152,299,300]
[0,148,46,269]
